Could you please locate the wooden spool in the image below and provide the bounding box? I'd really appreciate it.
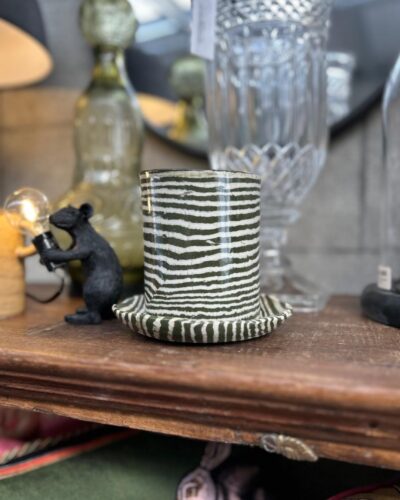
[0,211,36,319]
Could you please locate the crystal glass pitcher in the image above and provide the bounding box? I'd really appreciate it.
[206,0,334,311]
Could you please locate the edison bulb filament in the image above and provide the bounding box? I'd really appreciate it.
[4,188,51,237]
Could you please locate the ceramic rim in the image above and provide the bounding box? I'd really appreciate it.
[113,294,292,344]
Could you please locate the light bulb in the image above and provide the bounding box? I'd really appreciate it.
[3,187,62,272]
[4,188,50,237]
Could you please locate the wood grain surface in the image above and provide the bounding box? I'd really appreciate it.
[0,289,400,470]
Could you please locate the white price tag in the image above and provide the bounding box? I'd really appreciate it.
[190,0,217,60]
[378,265,392,291]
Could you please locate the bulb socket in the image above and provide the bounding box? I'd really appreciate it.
[32,231,62,272]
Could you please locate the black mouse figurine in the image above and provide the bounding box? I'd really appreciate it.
[41,204,123,325]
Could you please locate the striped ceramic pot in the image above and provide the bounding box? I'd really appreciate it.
[113,169,292,343]
[141,170,261,321]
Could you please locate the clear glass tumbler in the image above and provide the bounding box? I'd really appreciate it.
[206,0,334,311]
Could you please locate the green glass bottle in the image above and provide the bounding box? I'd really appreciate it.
[57,0,144,294]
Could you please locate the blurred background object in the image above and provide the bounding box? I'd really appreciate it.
[327,52,357,126]
[361,51,400,327]
[0,19,52,89]
[135,56,208,159]
[166,56,207,150]
[1,0,400,295]
[55,0,144,295]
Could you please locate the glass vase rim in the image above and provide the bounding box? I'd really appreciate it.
[216,0,334,30]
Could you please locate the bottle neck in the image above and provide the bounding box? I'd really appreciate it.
[73,46,143,187]
[91,47,129,87]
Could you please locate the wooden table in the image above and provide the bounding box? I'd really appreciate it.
[1,290,400,471]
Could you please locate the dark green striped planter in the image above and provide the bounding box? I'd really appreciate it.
[141,170,262,321]
[113,294,292,344]
[114,170,292,343]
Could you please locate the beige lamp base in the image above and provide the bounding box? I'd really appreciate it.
[0,212,36,319]
[0,256,26,319]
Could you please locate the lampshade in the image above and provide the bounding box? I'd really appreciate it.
[0,18,53,89]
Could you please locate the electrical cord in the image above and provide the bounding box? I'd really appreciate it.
[26,269,66,304]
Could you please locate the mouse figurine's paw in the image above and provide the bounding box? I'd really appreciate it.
[65,311,102,325]
[40,248,59,263]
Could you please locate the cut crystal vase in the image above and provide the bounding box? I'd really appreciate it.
[206,0,334,311]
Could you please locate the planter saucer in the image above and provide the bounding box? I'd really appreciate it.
[113,295,292,344]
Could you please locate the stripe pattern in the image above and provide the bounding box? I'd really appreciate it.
[113,294,292,344]
[141,170,262,321]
